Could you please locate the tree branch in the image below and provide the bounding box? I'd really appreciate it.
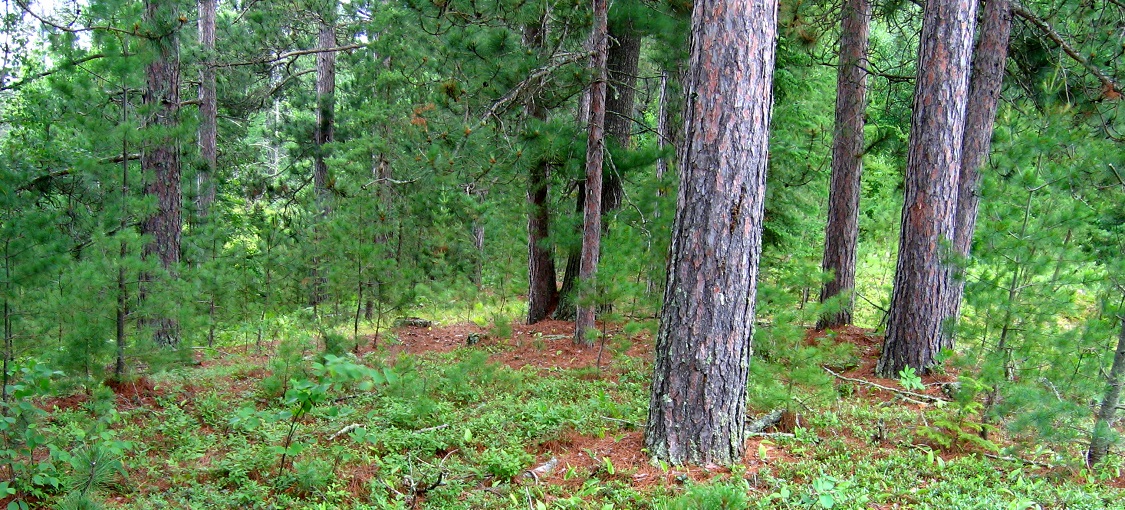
[824,367,950,404]
[0,53,107,91]
[15,0,151,39]
[1012,2,1122,98]
[212,44,365,69]
[479,51,590,124]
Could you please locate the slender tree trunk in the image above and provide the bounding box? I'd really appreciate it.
[575,0,608,345]
[877,0,978,377]
[139,0,182,347]
[311,11,336,306]
[2,238,11,401]
[196,0,217,217]
[1088,311,1125,467]
[947,0,1012,319]
[555,19,640,323]
[818,0,871,330]
[644,0,777,465]
[655,71,670,187]
[471,189,486,288]
[116,84,130,379]
[197,0,218,348]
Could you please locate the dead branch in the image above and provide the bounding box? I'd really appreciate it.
[414,423,449,433]
[479,51,589,124]
[1012,2,1122,98]
[983,452,1053,469]
[328,423,363,440]
[522,457,559,482]
[746,409,785,434]
[212,44,365,69]
[824,367,950,404]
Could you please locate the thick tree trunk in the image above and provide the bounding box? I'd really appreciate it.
[1088,313,1125,467]
[310,13,336,306]
[877,0,978,377]
[818,0,870,330]
[948,0,1012,319]
[140,0,182,347]
[603,23,640,212]
[525,21,558,325]
[554,20,640,323]
[196,0,217,218]
[644,0,777,465]
[314,19,336,212]
[575,0,608,345]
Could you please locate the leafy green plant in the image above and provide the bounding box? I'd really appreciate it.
[480,447,533,480]
[897,367,925,391]
[668,482,749,510]
[915,376,998,452]
[0,360,64,504]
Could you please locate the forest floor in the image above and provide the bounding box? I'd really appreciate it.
[10,318,1125,509]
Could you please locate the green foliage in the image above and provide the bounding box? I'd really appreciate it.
[480,447,533,480]
[668,481,749,510]
[897,367,924,391]
[915,377,999,452]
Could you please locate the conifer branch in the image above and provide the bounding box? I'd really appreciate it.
[212,44,365,69]
[1011,2,1122,98]
[0,53,107,91]
[480,51,590,123]
[15,0,152,39]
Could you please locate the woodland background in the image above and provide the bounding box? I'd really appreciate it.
[0,0,1124,507]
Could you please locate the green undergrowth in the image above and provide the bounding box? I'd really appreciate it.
[5,328,1123,509]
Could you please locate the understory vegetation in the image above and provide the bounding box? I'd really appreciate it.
[2,0,1125,507]
[3,294,1124,509]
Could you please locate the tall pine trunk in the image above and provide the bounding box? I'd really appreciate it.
[524,21,559,325]
[818,0,870,330]
[140,0,182,347]
[948,0,1012,319]
[877,0,978,377]
[644,0,777,465]
[575,0,609,344]
[554,20,639,322]
[196,0,217,217]
[1088,311,1125,467]
[311,12,336,306]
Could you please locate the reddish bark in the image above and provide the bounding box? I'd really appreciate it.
[819,0,872,330]
[575,0,609,345]
[878,0,978,377]
[140,0,183,347]
[644,0,778,465]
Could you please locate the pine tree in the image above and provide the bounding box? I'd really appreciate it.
[139,0,184,348]
[818,0,871,329]
[877,0,978,377]
[645,0,777,465]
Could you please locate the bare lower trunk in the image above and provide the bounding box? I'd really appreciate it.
[877,0,978,377]
[575,0,608,345]
[140,0,182,348]
[644,0,777,465]
[947,0,1012,322]
[556,20,639,324]
[196,0,217,217]
[818,0,870,330]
